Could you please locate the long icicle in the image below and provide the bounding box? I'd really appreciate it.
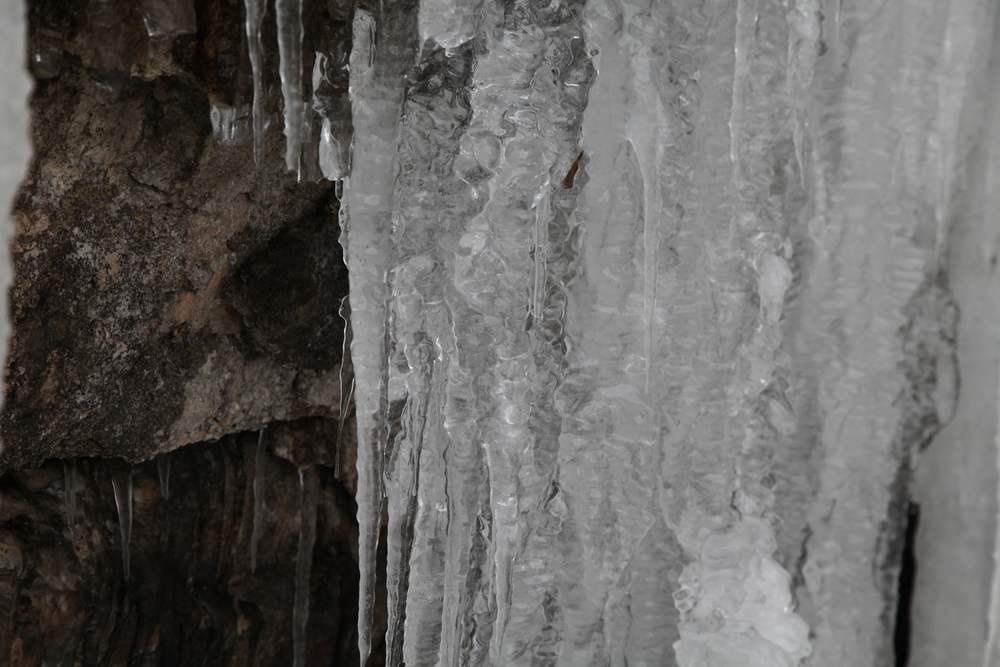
[250,429,267,573]
[157,454,171,500]
[63,460,77,526]
[293,465,319,667]
[242,0,267,165]
[275,0,305,177]
[336,378,355,480]
[111,462,133,582]
[336,295,353,480]
[343,6,411,658]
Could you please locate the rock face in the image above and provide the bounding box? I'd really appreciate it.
[0,428,361,665]
[1,1,366,665]
[3,0,349,469]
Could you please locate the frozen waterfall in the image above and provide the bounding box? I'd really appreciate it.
[256,0,998,663]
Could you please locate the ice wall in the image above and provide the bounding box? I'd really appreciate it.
[0,2,31,422]
[244,0,1000,663]
[910,4,1000,666]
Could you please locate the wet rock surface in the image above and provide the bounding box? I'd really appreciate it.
[0,427,361,665]
[1,2,367,664]
[3,0,349,469]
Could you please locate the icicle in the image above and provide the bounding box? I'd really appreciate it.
[833,0,843,53]
[343,6,405,660]
[63,461,77,526]
[250,429,266,573]
[157,454,171,500]
[243,0,268,165]
[786,0,820,185]
[530,188,550,328]
[275,0,305,177]
[111,463,133,582]
[210,103,251,145]
[141,0,196,39]
[335,295,352,479]
[293,466,319,667]
[313,54,349,180]
[336,378,355,480]
[730,0,757,181]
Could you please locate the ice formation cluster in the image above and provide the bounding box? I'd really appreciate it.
[52,0,1000,664]
[269,0,989,663]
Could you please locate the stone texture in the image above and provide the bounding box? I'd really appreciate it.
[0,426,362,665]
[2,0,349,469]
[0,2,367,665]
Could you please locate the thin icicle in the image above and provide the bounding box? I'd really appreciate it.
[786,0,820,185]
[293,465,319,667]
[313,54,349,180]
[243,0,267,165]
[336,378,355,480]
[157,454,171,500]
[250,429,266,573]
[63,461,77,526]
[730,0,757,180]
[276,0,305,177]
[141,0,196,38]
[111,463,133,582]
[833,0,843,53]
[336,295,352,479]
[530,187,550,328]
[621,2,666,396]
[210,103,251,146]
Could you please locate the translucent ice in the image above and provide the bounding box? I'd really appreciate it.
[243,0,268,165]
[276,0,305,176]
[157,454,171,500]
[111,463,133,581]
[63,461,77,525]
[141,0,196,39]
[251,429,266,573]
[340,0,986,663]
[342,6,411,659]
[210,104,251,146]
[293,466,319,667]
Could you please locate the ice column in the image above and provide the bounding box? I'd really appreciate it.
[342,4,416,660]
[276,0,305,176]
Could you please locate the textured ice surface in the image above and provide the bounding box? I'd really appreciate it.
[330,0,993,664]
